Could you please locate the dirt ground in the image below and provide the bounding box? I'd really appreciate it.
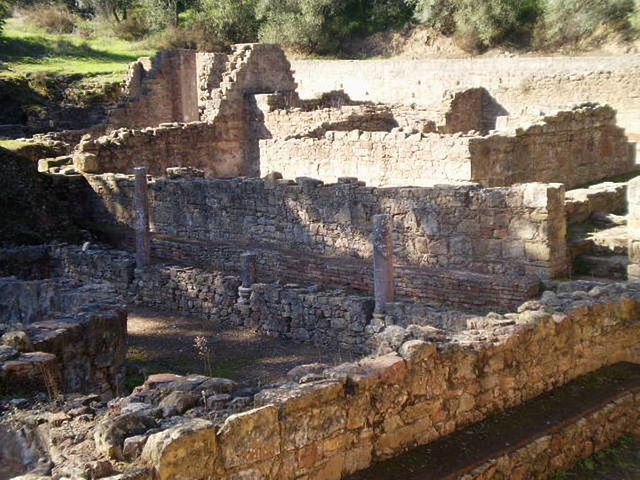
[126,307,357,387]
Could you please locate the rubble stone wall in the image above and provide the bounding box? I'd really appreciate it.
[141,283,640,479]
[0,277,126,397]
[627,177,640,281]
[73,122,246,177]
[290,56,640,145]
[259,131,474,186]
[464,391,640,479]
[469,105,635,189]
[259,105,634,189]
[84,175,567,279]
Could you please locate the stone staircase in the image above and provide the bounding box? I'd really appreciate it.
[201,44,254,122]
[565,180,633,280]
[346,362,640,480]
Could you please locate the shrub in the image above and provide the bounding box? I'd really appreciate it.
[257,0,412,54]
[411,0,541,51]
[23,4,79,34]
[541,0,637,45]
[0,2,8,36]
[112,11,151,40]
[194,0,259,45]
[152,25,227,50]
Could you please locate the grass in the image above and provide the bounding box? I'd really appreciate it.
[549,434,640,479]
[0,17,155,81]
[0,139,32,150]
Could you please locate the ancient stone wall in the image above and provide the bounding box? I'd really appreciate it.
[462,391,640,479]
[627,177,640,281]
[0,277,126,397]
[469,105,635,188]
[72,122,246,177]
[139,282,640,479]
[108,50,199,130]
[259,130,475,186]
[259,105,634,189]
[84,174,567,279]
[290,56,640,146]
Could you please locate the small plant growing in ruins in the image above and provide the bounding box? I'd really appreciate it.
[419,236,442,267]
[38,363,62,405]
[194,335,214,377]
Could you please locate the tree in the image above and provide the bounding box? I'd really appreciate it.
[196,0,259,44]
[80,0,133,21]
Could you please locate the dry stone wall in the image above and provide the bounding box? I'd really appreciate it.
[138,282,640,480]
[84,174,567,279]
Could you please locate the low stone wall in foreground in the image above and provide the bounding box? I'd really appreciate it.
[136,281,640,479]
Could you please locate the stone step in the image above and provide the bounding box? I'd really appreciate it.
[565,181,628,225]
[573,254,629,280]
[346,362,640,480]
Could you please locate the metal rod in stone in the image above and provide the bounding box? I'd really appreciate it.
[372,213,395,313]
[240,251,257,288]
[134,166,151,269]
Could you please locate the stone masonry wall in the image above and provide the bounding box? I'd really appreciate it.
[290,56,640,147]
[462,391,640,479]
[259,130,474,186]
[0,277,126,397]
[72,122,245,177]
[108,50,199,130]
[259,104,635,189]
[469,104,636,189]
[627,176,640,281]
[84,174,567,279]
[139,282,640,479]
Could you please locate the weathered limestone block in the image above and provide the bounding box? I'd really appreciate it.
[94,413,159,460]
[217,405,280,469]
[141,419,217,480]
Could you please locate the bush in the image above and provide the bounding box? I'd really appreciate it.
[22,4,79,34]
[411,0,541,51]
[257,0,412,54]
[112,11,151,40]
[194,0,259,45]
[541,0,637,45]
[0,0,9,35]
[152,25,227,50]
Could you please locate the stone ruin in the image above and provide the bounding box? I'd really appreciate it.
[0,44,639,479]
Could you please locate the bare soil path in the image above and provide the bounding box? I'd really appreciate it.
[126,307,356,387]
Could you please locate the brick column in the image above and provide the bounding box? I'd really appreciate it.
[372,213,395,313]
[628,177,640,281]
[134,167,151,269]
